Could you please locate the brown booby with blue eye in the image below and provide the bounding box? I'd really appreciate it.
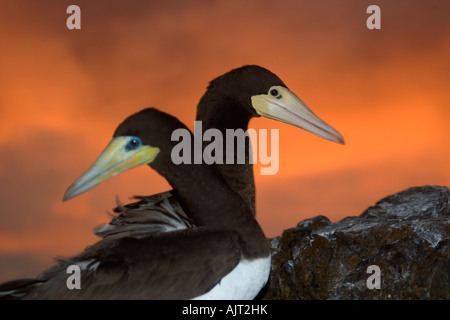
[0,108,270,299]
[94,65,344,241]
[0,65,344,299]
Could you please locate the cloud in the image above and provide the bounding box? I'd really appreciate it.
[0,252,51,283]
[0,128,92,231]
[256,147,449,237]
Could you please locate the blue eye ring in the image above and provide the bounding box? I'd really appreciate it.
[125,137,142,151]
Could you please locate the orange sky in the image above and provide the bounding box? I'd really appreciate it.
[0,0,449,282]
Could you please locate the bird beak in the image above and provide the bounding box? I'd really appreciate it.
[63,137,160,201]
[251,86,345,144]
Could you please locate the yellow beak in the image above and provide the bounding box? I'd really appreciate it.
[251,86,344,144]
[63,136,159,201]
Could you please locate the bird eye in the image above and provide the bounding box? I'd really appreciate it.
[125,137,141,151]
[270,89,279,97]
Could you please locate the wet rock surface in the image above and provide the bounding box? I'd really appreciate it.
[263,185,450,299]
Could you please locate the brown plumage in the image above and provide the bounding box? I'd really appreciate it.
[0,108,269,299]
[0,65,344,299]
[96,65,344,240]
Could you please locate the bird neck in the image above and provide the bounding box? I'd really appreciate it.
[196,94,257,217]
[152,161,268,258]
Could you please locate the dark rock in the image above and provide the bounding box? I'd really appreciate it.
[263,186,450,299]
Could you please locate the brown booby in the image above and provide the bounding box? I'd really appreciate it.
[95,65,344,240]
[0,65,344,299]
[196,65,344,214]
[0,108,270,299]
